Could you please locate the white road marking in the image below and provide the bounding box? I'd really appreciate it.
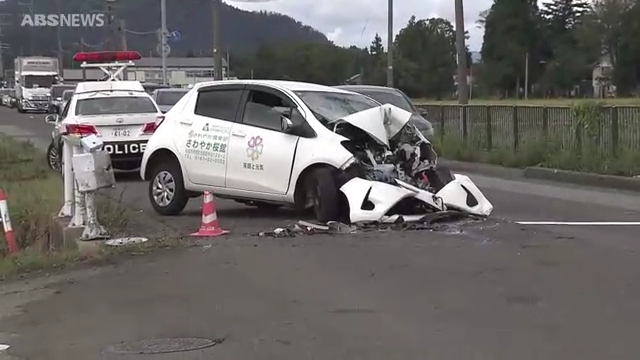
[517,221,640,225]
[0,344,8,351]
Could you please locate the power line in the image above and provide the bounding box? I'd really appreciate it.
[125,29,157,35]
[80,38,105,48]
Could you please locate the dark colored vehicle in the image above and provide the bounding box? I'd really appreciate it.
[48,84,76,114]
[334,85,434,138]
[141,83,170,94]
[151,88,188,113]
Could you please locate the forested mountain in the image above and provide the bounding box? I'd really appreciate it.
[0,0,328,67]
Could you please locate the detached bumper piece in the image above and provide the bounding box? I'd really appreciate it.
[339,174,493,224]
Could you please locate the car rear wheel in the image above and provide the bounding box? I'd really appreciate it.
[148,159,189,216]
[308,167,340,223]
[46,141,61,172]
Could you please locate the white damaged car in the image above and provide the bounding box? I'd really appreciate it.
[139,80,492,223]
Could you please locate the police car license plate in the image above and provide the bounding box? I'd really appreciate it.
[111,129,131,137]
[103,141,147,155]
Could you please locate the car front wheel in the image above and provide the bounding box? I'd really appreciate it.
[309,167,340,223]
[148,159,189,216]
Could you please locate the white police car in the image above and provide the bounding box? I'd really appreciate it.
[50,80,164,170]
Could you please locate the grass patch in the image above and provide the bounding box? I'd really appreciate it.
[433,134,640,176]
[0,248,102,279]
[0,135,132,276]
[413,97,640,106]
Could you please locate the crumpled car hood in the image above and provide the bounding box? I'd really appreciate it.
[325,103,493,224]
[332,104,413,147]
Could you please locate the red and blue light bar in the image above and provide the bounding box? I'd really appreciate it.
[72,51,142,62]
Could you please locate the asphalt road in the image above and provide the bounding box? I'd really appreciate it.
[1,106,640,359]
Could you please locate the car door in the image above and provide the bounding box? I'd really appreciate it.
[174,84,244,187]
[224,86,300,194]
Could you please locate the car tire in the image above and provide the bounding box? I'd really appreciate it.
[46,141,61,172]
[148,159,189,216]
[309,167,340,223]
[427,164,455,191]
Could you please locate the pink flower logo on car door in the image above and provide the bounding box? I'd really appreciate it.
[246,136,263,161]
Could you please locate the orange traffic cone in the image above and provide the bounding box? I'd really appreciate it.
[191,192,229,237]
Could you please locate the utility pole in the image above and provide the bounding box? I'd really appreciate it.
[118,19,127,50]
[0,20,4,79]
[454,0,468,104]
[18,0,34,54]
[118,19,127,79]
[160,0,168,84]
[80,38,86,81]
[56,0,63,76]
[386,0,393,87]
[105,0,117,50]
[212,0,222,80]
[524,52,529,99]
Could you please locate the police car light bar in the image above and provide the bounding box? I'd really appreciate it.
[72,51,141,81]
[72,51,142,63]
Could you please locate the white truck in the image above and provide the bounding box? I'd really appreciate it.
[14,56,60,113]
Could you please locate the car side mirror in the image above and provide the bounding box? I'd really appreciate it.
[281,116,294,132]
[418,107,428,116]
[44,114,58,124]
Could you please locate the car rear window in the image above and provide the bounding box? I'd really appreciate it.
[157,91,187,105]
[357,90,415,112]
[143,84,169,94]
[52,86,75,98]
[75,96,157,115]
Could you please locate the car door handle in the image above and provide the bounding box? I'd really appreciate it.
[179,119,192,125]
[232,131,246,137]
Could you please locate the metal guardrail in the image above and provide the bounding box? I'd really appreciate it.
[417,105,640,156]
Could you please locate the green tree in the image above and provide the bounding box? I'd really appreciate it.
[367,33,386,85]
[539,0,591,95]
[480,0,542,97]
[369,33,384,58]
[591,0,640,95]
[394,16,457,98]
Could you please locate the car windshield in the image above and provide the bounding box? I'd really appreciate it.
[295,91,380,125]
[24,75,56,89]
[62,91,73,101]
[75,96,157,115]
[354,89,415,112]
[157,91,187,105]
[52,86,74,98]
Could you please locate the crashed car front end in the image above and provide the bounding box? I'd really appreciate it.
[328,104,493,223]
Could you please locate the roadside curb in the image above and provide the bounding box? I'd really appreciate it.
[439,159,524,179]
[439,159,640,193]
[523,166,640,192]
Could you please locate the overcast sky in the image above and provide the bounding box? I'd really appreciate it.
[231,0,493,51]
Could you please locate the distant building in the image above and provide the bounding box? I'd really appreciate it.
[62,57,229,85]
[592,55,615,98]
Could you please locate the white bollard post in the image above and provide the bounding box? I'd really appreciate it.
[81,191,108,240]
[58,140,74,217]
[69,144,85,227]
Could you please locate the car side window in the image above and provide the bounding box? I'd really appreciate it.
[242,90,298,132]
[194,89,243,122]
[60,100,71,118]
